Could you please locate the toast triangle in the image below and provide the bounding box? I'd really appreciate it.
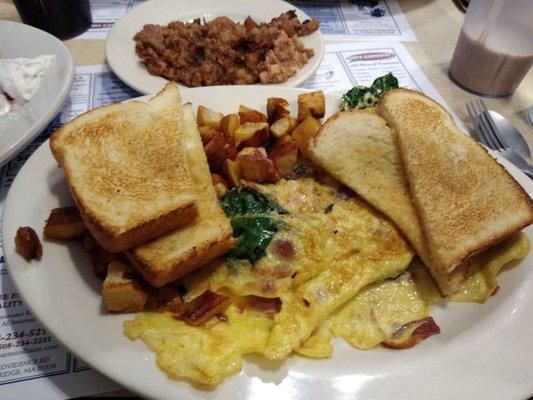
[377,88,533,275]
[309,108,467,293]
[127,103,235,287]
[310,109,426,256]
[50,83,198,252]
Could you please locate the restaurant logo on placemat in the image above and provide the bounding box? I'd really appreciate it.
[347,52,394,62]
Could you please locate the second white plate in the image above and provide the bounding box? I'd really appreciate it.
[0,20,74,166]
[105,0,324,94]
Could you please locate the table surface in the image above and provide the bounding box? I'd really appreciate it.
[1,0,531,146]
[0,0,532,397]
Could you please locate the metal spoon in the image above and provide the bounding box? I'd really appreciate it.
[488,110,531,160]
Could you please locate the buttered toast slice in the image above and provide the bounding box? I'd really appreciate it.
[309,109,469,294]
[377,89,533,276]
[50,83,198,253]
[127,103,235,287]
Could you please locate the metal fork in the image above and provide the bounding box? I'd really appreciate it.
[466,99,533,179]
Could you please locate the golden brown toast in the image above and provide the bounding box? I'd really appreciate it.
[127,103,235,287]
[377,88,533,278]
[309,108,461,293]
[50,83,198,252]
[310,109,427,256]
[309,94,532,294]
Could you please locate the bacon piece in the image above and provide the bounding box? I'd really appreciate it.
[246,296,281,316]
[157,287,184,313]
[15,227,42,261]
[382,317,440,349]
[274,238,296,259]
[43,207,86,240]
[180,290,231,326]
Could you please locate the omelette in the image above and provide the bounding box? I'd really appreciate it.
[124,177,530,387]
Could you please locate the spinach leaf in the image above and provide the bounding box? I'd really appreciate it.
[370,73,399,97]
[227,216,278,262]
[342,73,399,110]
[220,187,286,216]
[220,188,287,264]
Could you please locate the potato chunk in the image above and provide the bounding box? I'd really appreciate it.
[82,232,97,253]
[198,126,219,146]
[222,159,242,188]
[220,114,240,143]
[270,116,297,138]
[234,122,270,148]
[43,206,86,240]
[211,173,229,199]
[266,97,290,123]
[204,132,237,171]
[297,91,325,121]
[272,134,295,149]
[238,105,267,123]
[269,141,298,176]
[90,247,126,279]
[197,105,223,128]
[103,261,148,313]
[291,116,322,159]
[236,147,281,183]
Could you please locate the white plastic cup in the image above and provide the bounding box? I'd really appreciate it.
[449,0,533,96]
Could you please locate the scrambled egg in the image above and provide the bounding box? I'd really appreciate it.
[124,177,530,387]
[299,232,530,358]
[125,306,273,385]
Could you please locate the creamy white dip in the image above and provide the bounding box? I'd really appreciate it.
[0,55,55,116]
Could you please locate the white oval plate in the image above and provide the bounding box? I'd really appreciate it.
[3,87,533,400]
[106,0,324,94]
[0,20,74,167]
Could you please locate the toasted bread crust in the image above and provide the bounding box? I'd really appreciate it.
[127,235,235,287]
[79,197,198,253]
[377,89,533,277]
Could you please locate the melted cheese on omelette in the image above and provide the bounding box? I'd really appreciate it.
[124,177,530,387]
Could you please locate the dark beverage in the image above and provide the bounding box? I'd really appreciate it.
[449,30,533,96]
[13,0,92,40]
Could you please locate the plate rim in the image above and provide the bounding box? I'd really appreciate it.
[3,87,533,400]
[0,20,75,167]
[105,0,325,94]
